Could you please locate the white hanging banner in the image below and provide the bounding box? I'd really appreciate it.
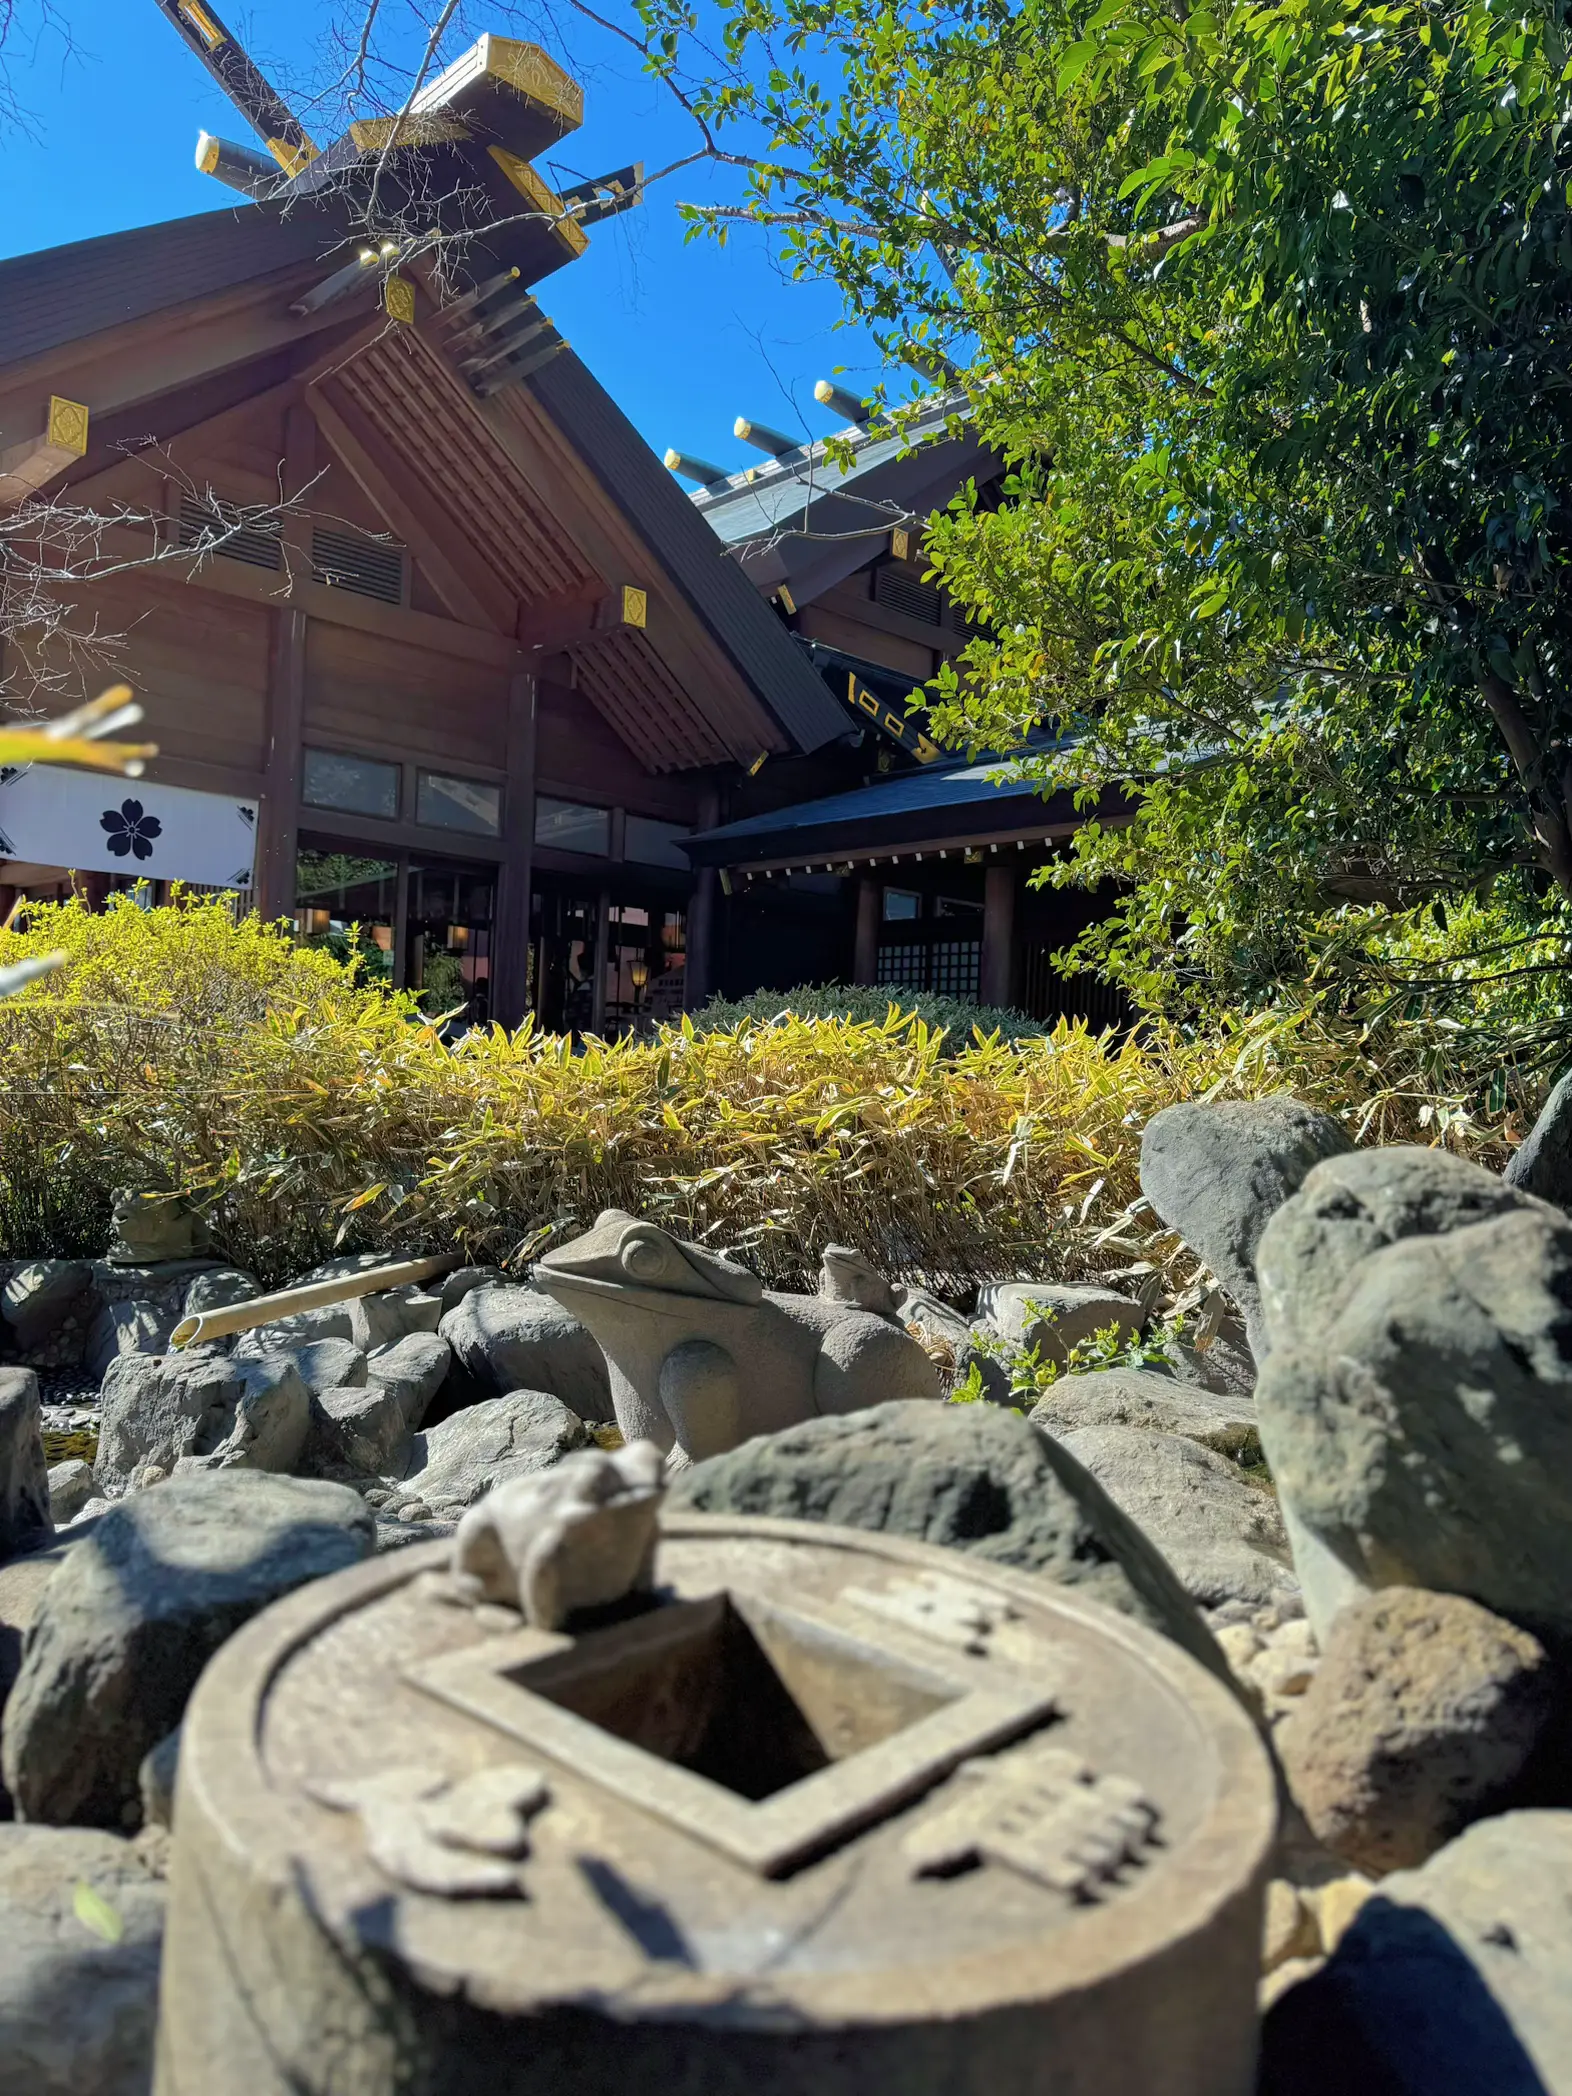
[0,764,258,889]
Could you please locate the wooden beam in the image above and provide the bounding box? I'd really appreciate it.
[306,381,513,633]
[491,664,538,1028]
[0,274,371,440]
[39,514,520,666]
[0,397,89,510]
[515,584,647,657]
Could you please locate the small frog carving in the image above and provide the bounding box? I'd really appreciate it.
[536,1213,941,1466]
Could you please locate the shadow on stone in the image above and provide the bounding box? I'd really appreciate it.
[1259,1897,1552,2096]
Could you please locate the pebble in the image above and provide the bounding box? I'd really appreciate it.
[1262,1879,1319,1972]
[1304,1873,1375,1954]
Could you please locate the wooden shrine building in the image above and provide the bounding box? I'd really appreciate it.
[0,24,1119,1031]
[0,33,863,1029]
[664,382,1126,1023]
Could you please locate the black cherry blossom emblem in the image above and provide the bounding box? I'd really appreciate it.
[100,798,163,861]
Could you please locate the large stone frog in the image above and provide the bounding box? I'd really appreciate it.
[536,1213,940,1466]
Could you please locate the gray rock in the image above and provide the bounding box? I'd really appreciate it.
[294,1253,399,1285]
[978,1281,1143,1361]
[1256,1207,1572,1642]
[309,1383,412,1477]
[1258,1809,1572,2095]
[138,1728,180,1833]
[365,1331,450,1429]
[181,1268,260,1319]
[440,1264,507,1313]
[1278,1588,1554,1876]
[231,1303,355,1357]
[96,1351,310,1496]
[1,1470,373,1828]
[287,1337,367,1398]
[894,1286,1012,1405]
[0,1369,50,1561]
[439,1285,612,1421]
[669,1399,1232,1688]
[1028,1369,1261,1461]
[45,1459,95,1527]
[399,1390,593,1514]
[1058,1421,1296,1611]
[83,1301,173,1384]
[0,1261,92,1356]
[379,1283,445,1336]
[1162,1314,1258,1400]
[1257,1145,1544,1355]
[1139,1096,1352,1359]
[0,1824,164,2096]
[1503,1065,1572,1208]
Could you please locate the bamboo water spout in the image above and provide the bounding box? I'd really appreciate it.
[171,1252,462,1349]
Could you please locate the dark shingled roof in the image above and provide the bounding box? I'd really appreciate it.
[0,205,343,376]
[682,758,1081,865]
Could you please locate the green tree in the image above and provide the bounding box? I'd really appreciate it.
[650,0,1572,1029]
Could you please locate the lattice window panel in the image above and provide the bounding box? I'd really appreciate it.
[876,942,929,989]
[178,494,283,572]
[928,938,981,999]
[876,939,981,999]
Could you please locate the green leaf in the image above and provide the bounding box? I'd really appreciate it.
[73,1882,124,1945]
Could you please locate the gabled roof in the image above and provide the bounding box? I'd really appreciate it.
[682,391,999,603]
[0,199,849,766]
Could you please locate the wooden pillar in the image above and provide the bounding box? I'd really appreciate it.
[491,665,537,1028]
[853,876,880,985]
[254,607,306,923]
[684,789,722,1012]
[590,887,611,1036]
[71,870,111,911]
[981,860,1017,1008]
[253,401,316,925]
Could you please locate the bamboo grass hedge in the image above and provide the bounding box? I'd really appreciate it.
[0,895,1515,1292]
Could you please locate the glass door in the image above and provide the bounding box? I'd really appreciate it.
[405,860,495,1025]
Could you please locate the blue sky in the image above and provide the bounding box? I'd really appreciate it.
[0,0,884,471]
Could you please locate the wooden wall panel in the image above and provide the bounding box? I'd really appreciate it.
[535,677,701,821]
[303,620,509,770]
[11,574,270,774]
[795,605,936,681]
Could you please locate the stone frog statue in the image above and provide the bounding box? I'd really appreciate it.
[536,1213,941,1467]
[106,1188,211,1267]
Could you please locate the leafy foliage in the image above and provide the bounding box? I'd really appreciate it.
[0,896,1511,1290]
[647,0,1572,1044]
[953,1309,1188,1406]
[692,981,1039,1043]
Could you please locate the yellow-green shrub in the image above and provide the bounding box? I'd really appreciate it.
[0,893,1513,1288]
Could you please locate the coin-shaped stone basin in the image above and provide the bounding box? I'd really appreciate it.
[154,1514,1276,2096]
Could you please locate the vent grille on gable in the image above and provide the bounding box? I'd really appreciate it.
[178,495,283,572]
[874,567,944,626]
[311,526,405,605]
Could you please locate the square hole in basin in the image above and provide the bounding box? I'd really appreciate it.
[407,1586,1060,1876]
[509,1592,956,1801]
